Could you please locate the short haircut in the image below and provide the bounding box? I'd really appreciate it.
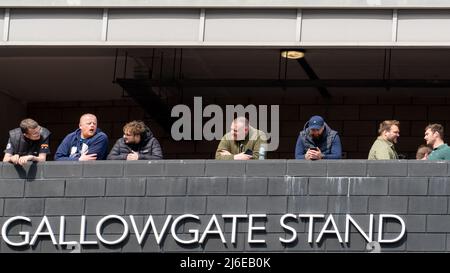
[233,116,249,127]
[425,123,444,139]
[378,120,400,135]
[416,145,432,160]
[123,120,147,135]
[20,118,39,133]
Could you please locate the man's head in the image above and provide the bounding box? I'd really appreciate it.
[416,144,432,160]
[79,114,98,139]
[308,115,325,139]
[123,120,146,144]
[378,120,400,144]
[424,123,444,147]
[20,118,41,141]
[231,117,249,141]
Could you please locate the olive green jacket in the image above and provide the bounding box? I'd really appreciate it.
[368,136,398,160]
[215,126,267,160]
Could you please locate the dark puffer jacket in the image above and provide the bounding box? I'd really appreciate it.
[107,127,163,160]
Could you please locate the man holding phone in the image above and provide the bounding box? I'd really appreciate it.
[215,117,267,160]
[295,115,342,160]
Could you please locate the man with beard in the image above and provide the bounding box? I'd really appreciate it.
[295,115,342,160]
[215,116,267,160]
[368,120,400,160]
[107,120,163,160]
[424,123,450,160]
[55,113,108,161]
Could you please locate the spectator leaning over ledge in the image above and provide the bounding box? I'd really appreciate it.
[295,115,342,160]
[107,120,163,160]
[215,116,267,160]
[55,113,108,161]
[3,118,51,165]
[368,120,400,160]
[424,123,450,160]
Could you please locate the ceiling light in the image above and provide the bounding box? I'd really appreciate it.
[280,50,305,59]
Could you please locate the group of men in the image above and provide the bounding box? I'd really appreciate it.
[3,113,450,164]
[3,114,162,165]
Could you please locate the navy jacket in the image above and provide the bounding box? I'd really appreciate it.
[54,128,108,161]
[295,123,342,159]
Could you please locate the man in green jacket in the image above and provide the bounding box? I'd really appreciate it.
[424,123,450,160]
[368,120,400,160]
[215,117,267,160]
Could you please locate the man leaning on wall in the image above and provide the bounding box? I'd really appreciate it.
[424,123,450,160]
[215,116,267,160]
[368,120,400,160]
[3,118,51,165]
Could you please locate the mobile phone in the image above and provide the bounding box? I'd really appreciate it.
[244,149,253,155]
[309,147,319,151]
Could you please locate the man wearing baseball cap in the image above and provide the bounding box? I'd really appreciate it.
[295,115,342,160]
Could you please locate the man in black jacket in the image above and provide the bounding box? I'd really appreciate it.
[107,120,163,160]
[3,118,51,165]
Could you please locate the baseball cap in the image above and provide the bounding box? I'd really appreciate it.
[308,115,324,129]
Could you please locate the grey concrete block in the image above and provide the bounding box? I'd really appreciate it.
[427,215,450,232]
[163,235,202,252]
[367,161,408,177]
[244,233,285,252]
[309,177,349,195]
[206,196,246,214]
[125,197,165,214]
[85,197,125,215]
[283,233,322,252]
[325,233,368,252]
[202,233,245,252]
[4,199,44,216]
[0,200,3,216]
[288,196,328,213]
[408,197,447,214]
[406,233,446,251]
[25,179,65,197]
[45,198,84,215]
[327,160,367,177]
[287,160,327,177]
[429,177,450,195]
[124,161,164,176]
[123,234,162,253]
[349,177,388,195]
[368,197,408,214]
[65,178,105,197]
[228,177,267,195]
[83,161,123,177]
[0,236,33,253]
[246,160,286,176]
[166,197,206,214]
[187,177,227,195]
[81,234,122,253]
[106,177,146,196]
[384,215,426,233]
[408,161,448,177]
[268,177,308,195]
[205,161,245,176]
[147,177,186,196]
[2,163,44,180]
[378,233,407,252]
[164,160,205,176]
[248,197,287,213]
[327,196,368,213]
[389,178,428,195]
[44,162,82,178]
[0,180,24,197]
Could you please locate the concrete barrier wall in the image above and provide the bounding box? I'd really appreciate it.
[0,160,449,253]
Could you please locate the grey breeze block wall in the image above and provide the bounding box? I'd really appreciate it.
[0,159,449,253]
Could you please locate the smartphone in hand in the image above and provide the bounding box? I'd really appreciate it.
[244,149,253,156]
